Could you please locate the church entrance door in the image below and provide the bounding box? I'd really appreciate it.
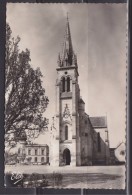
[63,148,71,165]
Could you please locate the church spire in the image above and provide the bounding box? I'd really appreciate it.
[58,14,78,68]
[64,13,73,57]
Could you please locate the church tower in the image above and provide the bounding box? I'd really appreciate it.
[54,15,81,166]
[50,15,110,167]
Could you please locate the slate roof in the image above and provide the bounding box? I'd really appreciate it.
[90,116,107,128]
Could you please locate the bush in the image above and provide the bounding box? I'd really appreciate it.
[52,172,63,187]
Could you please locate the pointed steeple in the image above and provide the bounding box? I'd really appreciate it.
[63,13,73,58]
[58,14,78,68]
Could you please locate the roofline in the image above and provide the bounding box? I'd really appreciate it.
[90,116,107,119]
[25,144,48,147]
[115,141,125,149]
[92,126,107,129]
[84,112,89,117]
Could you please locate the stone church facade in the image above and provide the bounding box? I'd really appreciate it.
[50,16,110,166]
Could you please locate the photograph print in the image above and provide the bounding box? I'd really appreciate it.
[5,3,127,189]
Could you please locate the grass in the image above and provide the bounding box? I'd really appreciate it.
[5,165,125,189]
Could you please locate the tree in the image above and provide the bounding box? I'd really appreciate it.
[5,152,18,164]
[26,157,32,163]
[5,24,49,147]
[18,153,26,164]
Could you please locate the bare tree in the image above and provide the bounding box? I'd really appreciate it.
[5,24,49,147]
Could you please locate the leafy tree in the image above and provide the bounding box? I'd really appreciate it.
[5,152,18,164]
[26,157,32,163]
[18,152,26,163]
[5,24,49,147]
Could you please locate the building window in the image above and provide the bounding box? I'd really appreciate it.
[65,125,68,140]
[97,132,101,152]
[82,147,85,155]
[120,150,125,156]
[35,149,38,155]
[41,149,44,155]
[34,157,37,163]
[67,77,70,92]
[62,77,65,92]
[18,148,20,154]
[22,149,25,155]
[41,157,44,163]
[85,133,88,137]
[28,149,31,155]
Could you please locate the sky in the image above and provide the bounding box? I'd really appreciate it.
[7,3,127,148]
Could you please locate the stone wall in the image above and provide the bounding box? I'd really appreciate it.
[93,128,110,165]
[78,100,94,166]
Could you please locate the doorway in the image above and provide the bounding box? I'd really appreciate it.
[63,148,71,165]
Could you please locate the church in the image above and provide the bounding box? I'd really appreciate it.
[50,16,111,166]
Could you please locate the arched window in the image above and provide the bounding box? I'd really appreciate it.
[41,149,44,155]
[35,149,38,155]
[97,132,101,152]
[28,149,31,155]
[67,77,70,92]
[41,157,44,163]
[34,157,37,163]
[18,148,20,154]
[65,125,68,140]
[62,77,65,92]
